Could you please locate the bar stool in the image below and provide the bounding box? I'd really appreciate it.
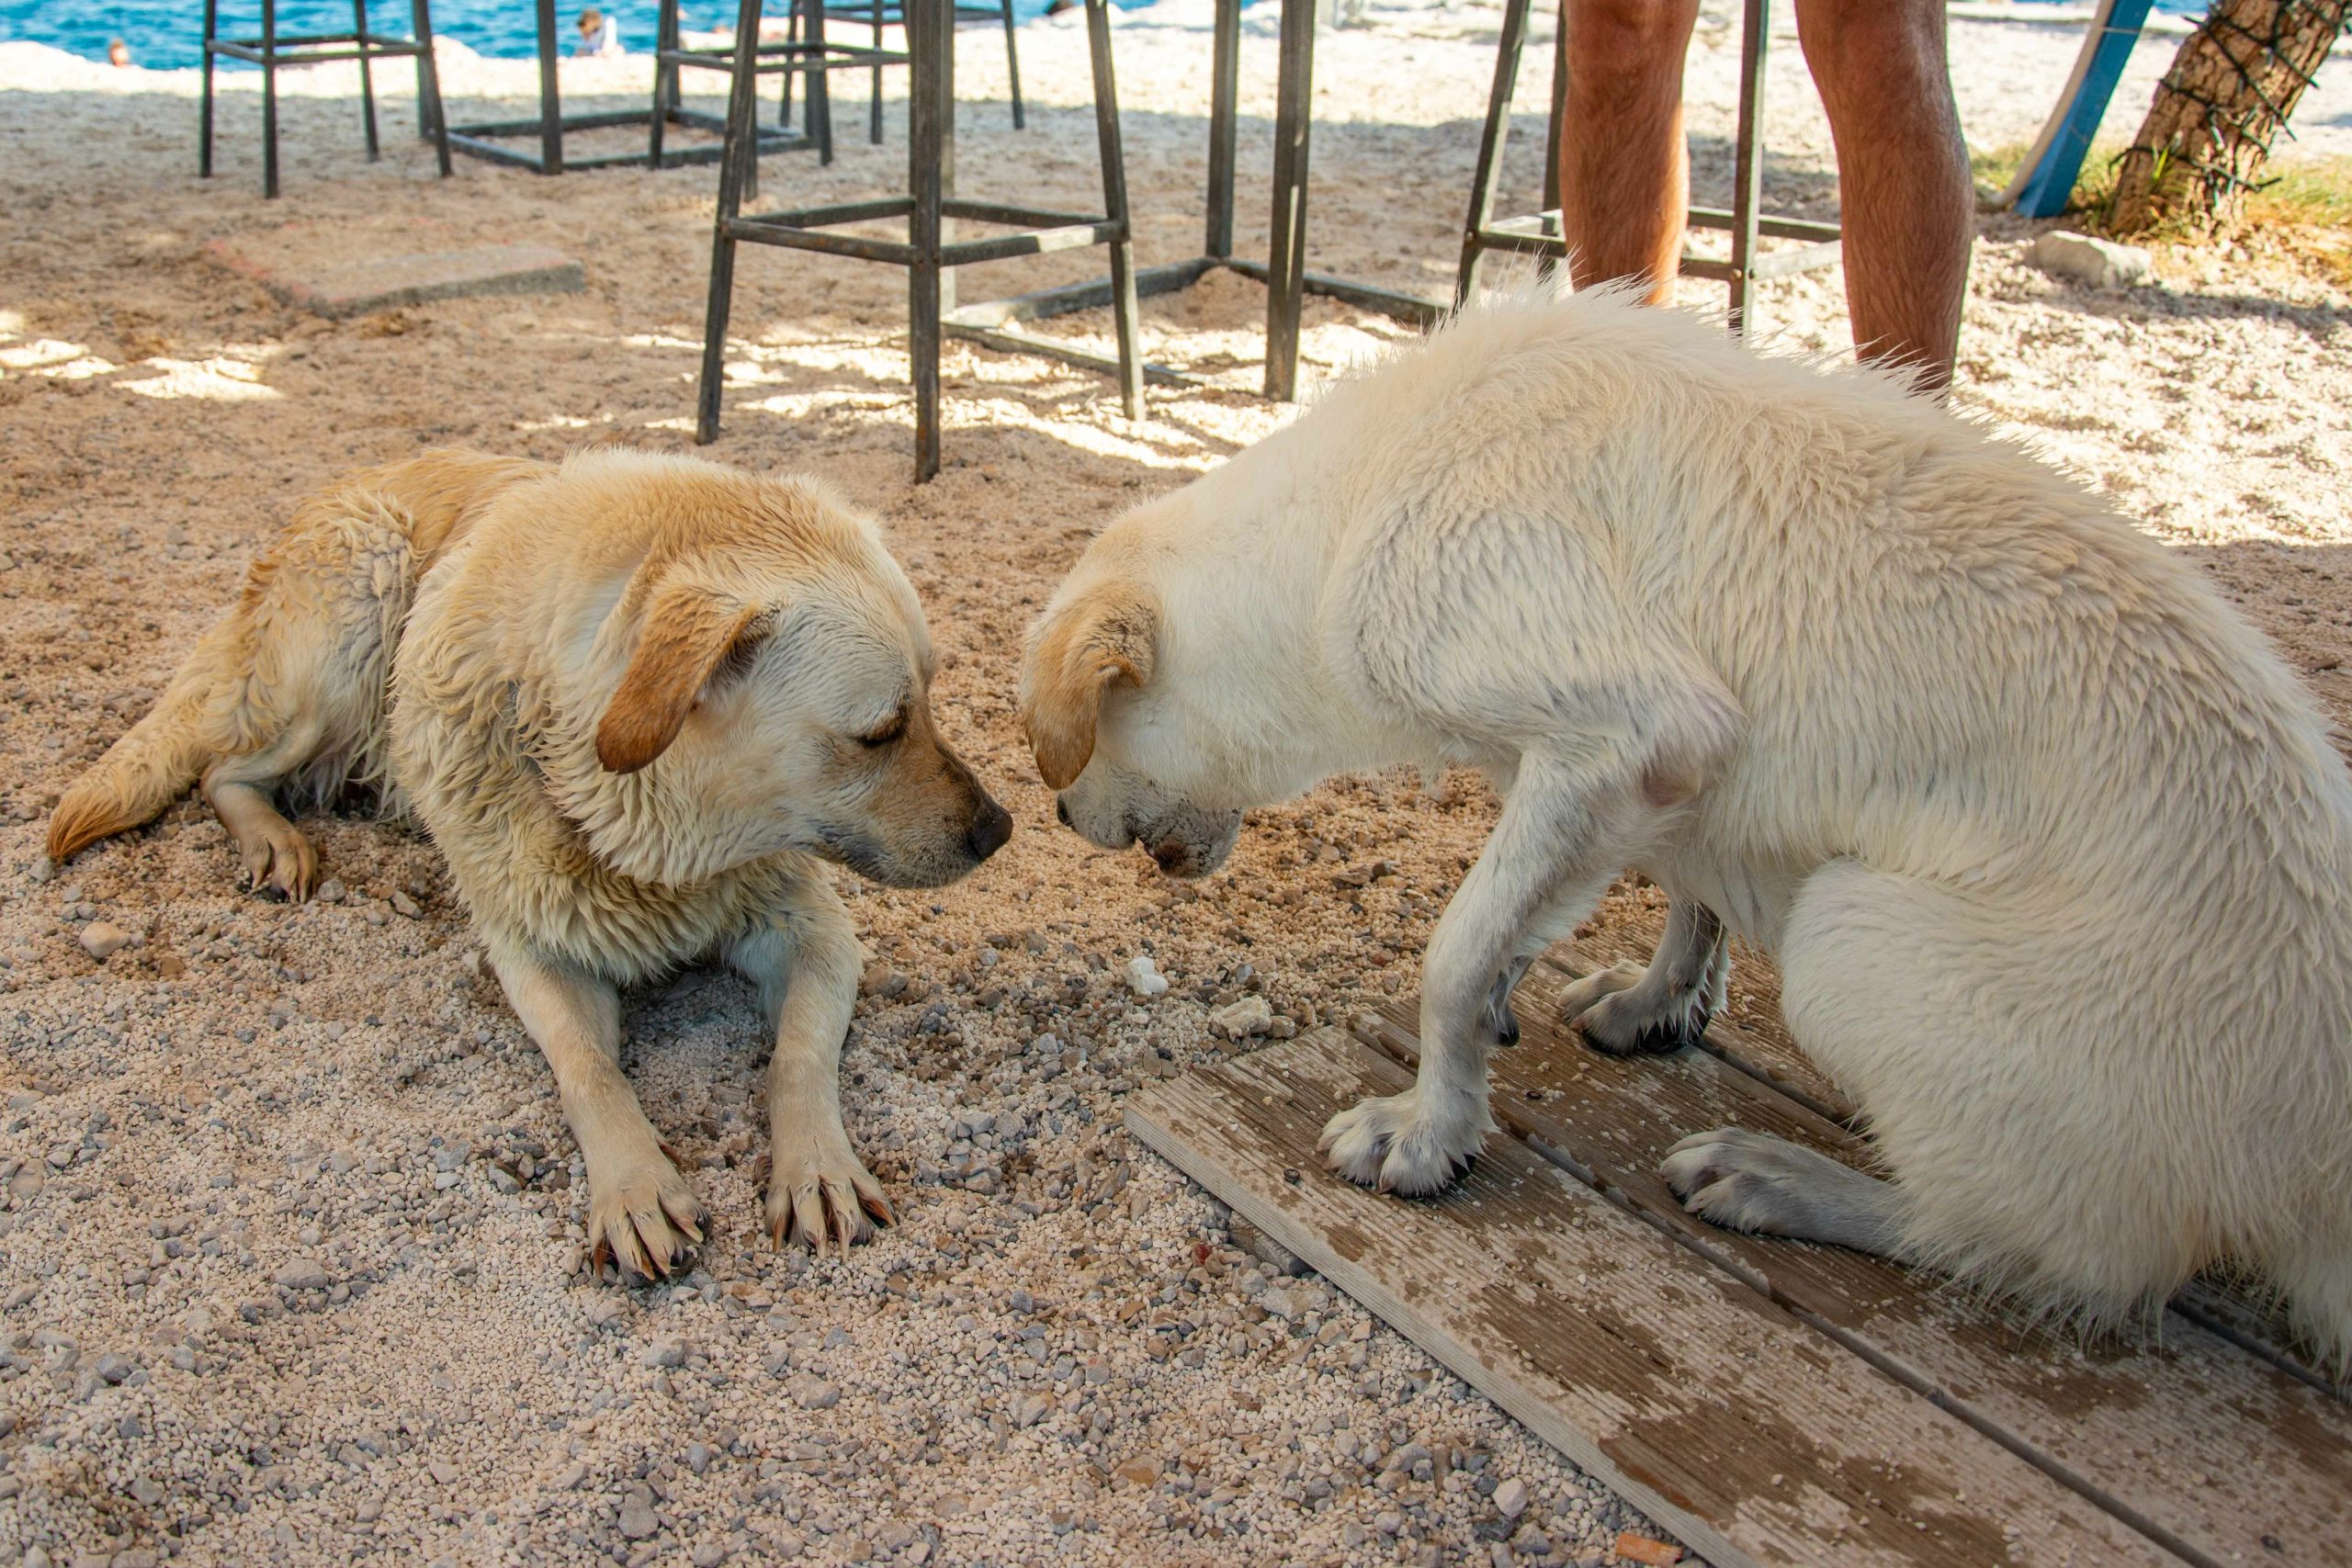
[787,0,1024,145]
[1457,0,1841,333]
[200,0,453,199]
[695,0,1140,482]
[649,0,908,187]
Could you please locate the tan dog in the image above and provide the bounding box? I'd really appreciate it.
[1022,288,2352,1369]
[51,447,1011,1279]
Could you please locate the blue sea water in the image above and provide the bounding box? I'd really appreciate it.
[0,0,1098,72]
[0,0,2211,73]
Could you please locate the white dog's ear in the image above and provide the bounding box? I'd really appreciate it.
[596,585,774,774]
[1023,583,1159,790]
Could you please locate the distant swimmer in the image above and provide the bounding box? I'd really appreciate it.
[107,38,132,67]
[574,7,624,56]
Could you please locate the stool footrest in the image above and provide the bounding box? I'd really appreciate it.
[726,198,1125,269]
[658,41,910,75]
[209,34,430,66]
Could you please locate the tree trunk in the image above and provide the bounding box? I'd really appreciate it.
[2107,0,2349,236]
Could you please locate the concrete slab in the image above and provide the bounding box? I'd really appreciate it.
[205,233,583,319]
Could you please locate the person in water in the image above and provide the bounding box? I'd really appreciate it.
[574,7,623,56]
[107,38,132,67]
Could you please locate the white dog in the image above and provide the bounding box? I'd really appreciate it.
[1020,287,2352,1368]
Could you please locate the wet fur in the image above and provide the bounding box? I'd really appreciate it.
[52,446,1007,1280]
[1024,287,2352,1371]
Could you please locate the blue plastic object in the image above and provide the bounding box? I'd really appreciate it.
[2007,0,2157,218]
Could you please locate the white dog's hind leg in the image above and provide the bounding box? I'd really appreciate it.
[1661,1128,1910,1256]
[1558,897,1728,1056]
[1322,749,1662,1195]
[495,948,705,1282]
[728,885,890,1256]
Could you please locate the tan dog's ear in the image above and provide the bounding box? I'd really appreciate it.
[1023,583,1159,790]
[595,588,771,774]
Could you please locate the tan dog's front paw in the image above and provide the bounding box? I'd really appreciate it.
[584,1145,705,1283]
[763,1123,893,1257]
[1318,1089,1487,1196]
[238,820,318,902]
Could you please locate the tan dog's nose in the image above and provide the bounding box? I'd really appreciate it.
[967,795,1013,862]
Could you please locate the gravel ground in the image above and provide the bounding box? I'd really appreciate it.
[3,4,2350,1565]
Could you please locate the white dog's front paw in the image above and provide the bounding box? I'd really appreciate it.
[583,1143,705,1284]
[1317,1089,1487,1196]
[763,1117,893,1257]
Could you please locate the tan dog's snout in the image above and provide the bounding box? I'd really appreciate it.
[948,748,1013,863]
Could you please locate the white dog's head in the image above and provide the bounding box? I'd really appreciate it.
[1017,572,1248,879]
[542,456,1012,889]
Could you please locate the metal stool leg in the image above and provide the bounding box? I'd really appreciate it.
[200,0,219,178]
[649,0,677,166]
[909,0,952,481]
[1263,0,1316,400]
[781,0,799,129]
[413,0,452,174]
[810,2,834,166]
[1538,11,1566,283]
[356,0,381,160]
[1456,0,1529,307]
[1205,0,1238,258]
[1002,0,1023,130]
[262,0,281,198]
[699,0,767,446]
[1728,0,1769,336]
[869,0,887,144]
[1085,0,1140,417]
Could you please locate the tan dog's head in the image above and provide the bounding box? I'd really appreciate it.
[1019,567,1244,879]
[564,457,1010,889]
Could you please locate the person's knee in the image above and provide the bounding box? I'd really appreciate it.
[1564,0,1702,80]
[1792,0,1947,108]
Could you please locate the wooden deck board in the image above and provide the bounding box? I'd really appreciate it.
[1126,1032,2182,1568]
[1352,959,2352,1568]
[1549,916,2341,1390]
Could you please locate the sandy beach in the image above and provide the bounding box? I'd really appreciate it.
[2,4,2350,1564]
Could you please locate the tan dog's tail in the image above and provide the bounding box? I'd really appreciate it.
[46,615,241,863]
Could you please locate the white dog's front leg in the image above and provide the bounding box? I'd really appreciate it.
[727,886,889,1256]
[1322,750,1657,1195]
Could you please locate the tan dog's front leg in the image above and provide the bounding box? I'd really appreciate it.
[728,890,891,1255]
[493,947,706,1281]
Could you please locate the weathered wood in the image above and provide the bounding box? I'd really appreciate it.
[1544,911,2341,1386]
[1127,1032,2178,1568]
[1358,964,2352,1568]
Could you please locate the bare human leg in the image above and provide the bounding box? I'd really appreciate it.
[1559,0,1703,303]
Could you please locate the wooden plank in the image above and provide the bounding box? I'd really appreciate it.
[1363,969,2352,1568]
[1126,1032,2178,1568]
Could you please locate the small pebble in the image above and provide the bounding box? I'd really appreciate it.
[79,921,130,961]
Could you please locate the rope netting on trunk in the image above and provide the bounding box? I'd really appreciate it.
[2107,0,2350,235]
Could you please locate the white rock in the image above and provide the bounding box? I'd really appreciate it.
[1123,955,1169,998]
[1209,996,1274,1038]
[787,1372,841,1410]
[80,921,130,961]
[2028,229,2152,290]
[1493,1476,1530,1519]
[273,1261,330,1292]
